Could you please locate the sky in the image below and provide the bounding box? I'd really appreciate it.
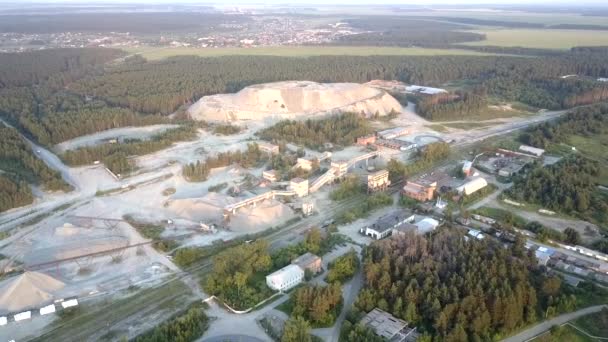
[3,0,608,5]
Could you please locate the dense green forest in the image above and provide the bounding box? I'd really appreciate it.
[257,113,373,150]
[355,230,579,341]
[67,51,608,117]
[132,302,209,342]
[182,143,268,182]
[0,125,70,212]
[520,102,608,148]
[506,156,608,223]
[3,48,608,144]
[326,249,359,284]
[61,125,198,175]
[415,90,488,121]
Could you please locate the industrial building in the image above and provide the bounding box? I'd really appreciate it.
[360,212,415,240]
[367,170,391,193]
[330,160,349,178]
[356,134,376,146]
[376,139,417,151]
[377,126,410,140]
[289,178,309,197]
[262,170,278,182]
[360,308,418,341]
[266,264,304,292]
[519,145,545,157]
[258,142,280,155]
[402,180,437,202]
[415,217,440,234]
[296,158,314,171]
[456,177,488,196]
[291,252,322,274]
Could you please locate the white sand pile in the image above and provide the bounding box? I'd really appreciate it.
[187,81,402,122]
[229,199,295,232]
[166,192,294,231]
[54,223,81,236]
[0,271,65,312]
[166,192,230,223]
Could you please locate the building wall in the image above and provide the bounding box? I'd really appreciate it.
[266,266,304,291]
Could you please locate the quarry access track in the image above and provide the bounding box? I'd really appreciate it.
[31,182,403,341]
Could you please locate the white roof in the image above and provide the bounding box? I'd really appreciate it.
[457,177,488,195]
[519,145,545,156]
[416,218,439,233]
[267,264,304,282]
[405,85,447,95]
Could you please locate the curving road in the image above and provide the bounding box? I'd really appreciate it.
[501,305,607,342]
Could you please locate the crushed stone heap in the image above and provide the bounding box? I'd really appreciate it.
[187,81,402,122]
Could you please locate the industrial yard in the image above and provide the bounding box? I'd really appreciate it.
[0,78,605,342]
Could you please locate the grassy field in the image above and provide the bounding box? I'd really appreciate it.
[567,134,608,186]
[123,46,498,60]
[534,325,596,342]
[463,29,608,49]
[572,308,608,338]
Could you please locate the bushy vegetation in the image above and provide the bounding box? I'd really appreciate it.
[257,113,373,150]
[132,302,209,342]
[520,102,608,148]
[506,156,608,222]
[336,192,393,224]
[286,283,343,327]
[203,240,273,310]
[182,143,268,182]
[272,228,347,271]
[355,230,580,340]
[329,176,363,201]
[387,142,450,182]
[281,316,312,342]
[213,123,242,135]
[62,125,198,175]
[326,249,359,284]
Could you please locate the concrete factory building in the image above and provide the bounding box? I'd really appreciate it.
[456,177,488,196]
[367,170,391,193]
[266,264,305,292]
[519,145,545,157]
[292,252,322,274]
[357,134,377,146]
[415,217,440,234]
[289,178,309,197]
[402,179,437,202]
[262,170,278,182]
[331,161,349,178]
[361,212,415,240]
[258,142,280,155]
[360,308,418,341]
[377,126,410,140]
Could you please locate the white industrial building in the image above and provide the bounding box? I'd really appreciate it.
[415,217,440,234]
[360,212,415,240]
[456,177,488,196]
[266,264,304,292]
[519,145,545,157]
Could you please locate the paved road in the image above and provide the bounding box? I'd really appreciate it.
[502,305,607,342]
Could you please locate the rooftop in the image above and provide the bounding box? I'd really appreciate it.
[360,308,409,340]
[292,252,321,266]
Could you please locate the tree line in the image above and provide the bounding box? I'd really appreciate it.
[132,302,209,342]
[0,125,70,212]
[257,112,373,151]
[387,142,450,182]
[288,283,343,327]
[61,125,198,175]
[520,102,608,148]
[182,143,268,182]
